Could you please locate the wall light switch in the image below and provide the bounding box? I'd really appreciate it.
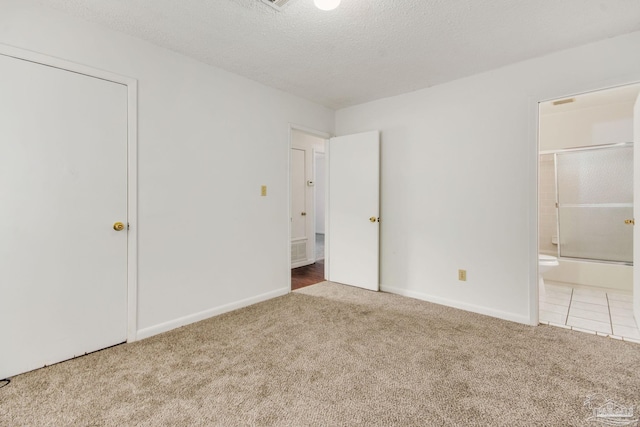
[458,269,467,281]
[261,185,267,196]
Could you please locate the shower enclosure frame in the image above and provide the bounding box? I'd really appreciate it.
[546,141,634,266]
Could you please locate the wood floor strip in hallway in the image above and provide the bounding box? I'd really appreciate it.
[291,260,325,290]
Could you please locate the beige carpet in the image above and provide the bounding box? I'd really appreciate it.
[2,282,639,426]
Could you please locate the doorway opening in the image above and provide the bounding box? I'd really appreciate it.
[290,127,328,290]
[537,83,640,340]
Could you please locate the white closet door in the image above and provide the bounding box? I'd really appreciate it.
[0,54,128,379]
[634,92,640,329]
[327,131,380,291]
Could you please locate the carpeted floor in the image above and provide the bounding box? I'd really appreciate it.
[2,282,639,426]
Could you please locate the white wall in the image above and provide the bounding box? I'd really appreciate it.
[315,153,326,234]
[336,31,640,324]
[0,1,334,338]
[540,102,634,151]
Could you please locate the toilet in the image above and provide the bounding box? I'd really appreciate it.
[538,254,559,295]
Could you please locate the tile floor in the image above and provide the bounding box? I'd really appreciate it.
[540,281,640,343]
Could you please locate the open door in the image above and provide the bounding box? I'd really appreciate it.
[327,131,380,291]
[634,92,640,329]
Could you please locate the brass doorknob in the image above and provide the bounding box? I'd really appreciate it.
[370,217,376,223]
[624,219,635,225]
[113,222,126,231]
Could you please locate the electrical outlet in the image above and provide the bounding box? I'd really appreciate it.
[261,185,267,196]
[458,269,467,281]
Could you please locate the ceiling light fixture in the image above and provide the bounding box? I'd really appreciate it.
[314,0,341,11]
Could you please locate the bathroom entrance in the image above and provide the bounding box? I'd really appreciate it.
[538,83,640,340]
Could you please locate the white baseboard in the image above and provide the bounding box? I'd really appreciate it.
[381,285,531,325]
[291,259,315,269]
[136,287,289,340]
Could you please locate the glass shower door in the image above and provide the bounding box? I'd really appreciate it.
[555,144,633,264]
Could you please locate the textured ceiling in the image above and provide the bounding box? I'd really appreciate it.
[34,0,640,109]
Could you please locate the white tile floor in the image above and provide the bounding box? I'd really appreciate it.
[540,281,640,343]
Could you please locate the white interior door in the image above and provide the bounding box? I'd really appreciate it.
[327,131,380,291]
[634,92,640,329]
[0,54,128,379]
[291,147,311,268]
[291,148,306,240]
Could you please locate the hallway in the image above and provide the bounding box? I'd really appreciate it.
[291,234,325,290]
[291,260,324,290]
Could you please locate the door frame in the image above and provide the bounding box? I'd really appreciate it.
[529,77,640,326]
[0,43,139,342]
[288,124,332,290]
[313,148,326,260]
